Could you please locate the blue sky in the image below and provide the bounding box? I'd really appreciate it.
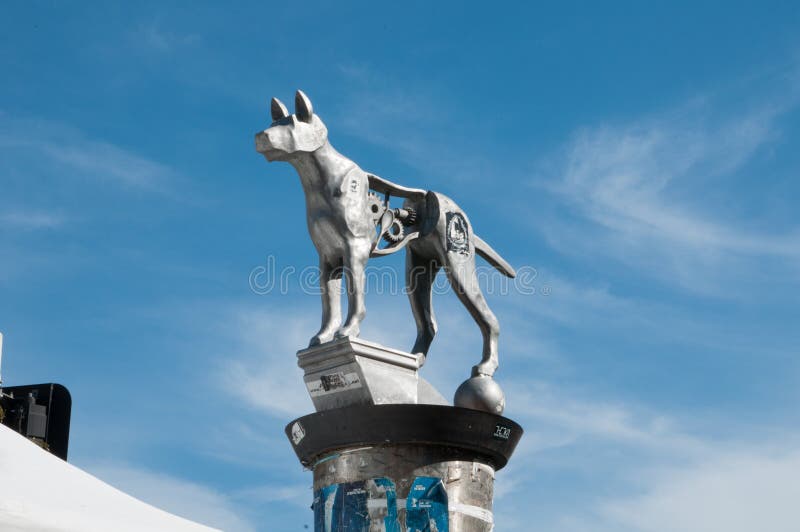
[2,2,799,530]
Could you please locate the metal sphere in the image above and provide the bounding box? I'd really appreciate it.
[453,375,505,415]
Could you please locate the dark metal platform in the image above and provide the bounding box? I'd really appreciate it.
[285,404,523,470]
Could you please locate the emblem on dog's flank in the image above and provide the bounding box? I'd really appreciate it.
[446,212,470,256]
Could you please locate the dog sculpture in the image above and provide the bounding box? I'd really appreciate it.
[255,91,515,377]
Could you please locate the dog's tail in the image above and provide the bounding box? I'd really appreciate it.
[474,235,516,278]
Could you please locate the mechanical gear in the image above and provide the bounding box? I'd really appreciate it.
[367,192,385,223]
[401,207,417,226]
[383,219,405,243]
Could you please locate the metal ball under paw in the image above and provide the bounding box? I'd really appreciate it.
[454,375,506,415]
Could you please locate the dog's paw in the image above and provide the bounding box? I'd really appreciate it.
[309,327,338,347]
[472,362,498,378]
[334,325,360,339]
[308,333,332,347]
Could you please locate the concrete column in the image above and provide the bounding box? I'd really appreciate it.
[286,404,522,532]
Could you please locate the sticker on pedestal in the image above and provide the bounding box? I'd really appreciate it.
[290,422,306,445]
[306,371,362,397]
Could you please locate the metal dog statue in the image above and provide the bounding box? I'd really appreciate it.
[255,90,515,378]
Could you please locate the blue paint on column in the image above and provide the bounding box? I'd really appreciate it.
[313,481,370,531]
[370,477,400,532]
[406,477,449,532]
[315,476,449,531]
[313,484,340,531]
[340,481,370,530]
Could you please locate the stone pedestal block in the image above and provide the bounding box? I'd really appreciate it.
[297,337,447,411]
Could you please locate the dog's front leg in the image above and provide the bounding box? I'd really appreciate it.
[309,259,342,347]
[335,250,368,339]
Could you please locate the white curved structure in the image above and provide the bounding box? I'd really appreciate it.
[0,424,217,532]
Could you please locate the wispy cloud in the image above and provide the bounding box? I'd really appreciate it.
[40,137,174,190]
[500,270,796,359]
[0,210,66,230]
[598,447,800,532]
[88,462,254,532]
[509,381,708,456]
[331,64,498,185]
[219,306,316,419]
[0,114,182,284]
[534,83,800,295]
[133,17,200,53]
[494,372,800,532]
[232,482,310,507]
[553,103,796,254]
[0,114,176,190]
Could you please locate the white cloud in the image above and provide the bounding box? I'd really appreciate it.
[0,210,66,229]
[219,306,316,419]
[492,376,800,532]
[135,18,199,52]
[332,65,497,184]
[0,115,175,190]
[499,270,776,357]
[233,483,310,507]
[504,271,632,325]
[556,105,795,255]
[537,93,800,294]
[40,138,174,189]
[88,463,255,532]
[599,448,800,532]
[509,381,706,455]
[217,298,467,413]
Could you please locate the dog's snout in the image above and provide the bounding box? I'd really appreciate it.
[255,131,271,153]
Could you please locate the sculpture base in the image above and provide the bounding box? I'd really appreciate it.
[286,404,523,531]
[297,337,447,411]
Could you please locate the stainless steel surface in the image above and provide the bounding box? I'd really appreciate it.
[255,90,516,391]
[297,337,424,411]
[417,376,449,406]
[454,375,506,415]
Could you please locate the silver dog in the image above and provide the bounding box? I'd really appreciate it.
[255,91,515,377]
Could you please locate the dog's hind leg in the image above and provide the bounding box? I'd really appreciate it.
[310,258,342,346]
[444,258,500,377]
[407,248,440,360]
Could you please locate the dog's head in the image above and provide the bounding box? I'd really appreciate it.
[255,90,328,162]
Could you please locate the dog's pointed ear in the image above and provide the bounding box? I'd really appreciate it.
[271,97,289,121]
[295,90,313,123]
